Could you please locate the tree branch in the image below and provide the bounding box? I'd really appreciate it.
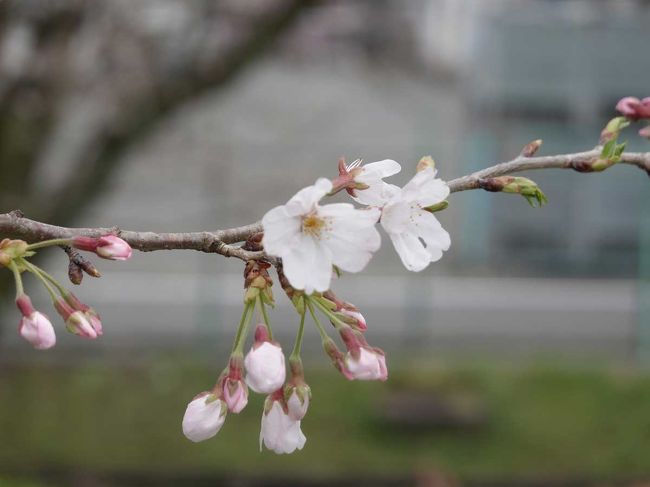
[447,149,650,193]
[1,148,648,262]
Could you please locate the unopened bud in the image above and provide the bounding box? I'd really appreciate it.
[600,117,630,144]
[520,139,542,157]
[72,235,132,261]
[68,261,84,285]
[520,139,543,157]
[479,176,548,208]
[16,295,56,350]
[416,156,436,173]
[285,382,311,420]
[616,96,650,121]
[639,125,650,139]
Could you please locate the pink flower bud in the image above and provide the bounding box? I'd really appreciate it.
[339,308,367,331]
[639,126,650,139]
[64,293,103,336]
[260,396,306,454]
[223,377,248,413]
[72,235,132,261]
[66,311,98,339]
[616,96,650,121]
[323,291,368,331]
[286,385,310,421]
[54,297,98,339]
[16,295,56,350]
[182,392,227,442]
[244,325,286,394]
[345,347,388,381]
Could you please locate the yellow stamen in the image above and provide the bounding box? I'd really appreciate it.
[302,213,326,237]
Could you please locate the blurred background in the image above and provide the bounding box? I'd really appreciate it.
[1,0,650,485]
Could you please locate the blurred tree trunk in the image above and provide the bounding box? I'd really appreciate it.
[0,0,313,334]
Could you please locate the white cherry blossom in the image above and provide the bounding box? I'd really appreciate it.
[262,178,381,294]
[260,399,306,454]
[380,167,451,272]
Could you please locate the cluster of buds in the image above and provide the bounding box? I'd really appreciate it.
[1,234,132,349]
[183,259,309,454]
[182,256,389,454]
[478,176,548,207]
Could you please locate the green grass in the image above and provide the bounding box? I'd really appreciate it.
[1,357,650,483]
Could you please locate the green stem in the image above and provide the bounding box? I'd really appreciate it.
[25,238,73,251]
[306,297,330,342]
[19,258,59,302]
[312,297,347,330]
[290,306,307,360]
[23,262,68,296]
[231,302,254,355]
[258,294,274,340]
[8,260,24,299]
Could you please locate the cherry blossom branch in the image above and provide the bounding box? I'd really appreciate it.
[0,210,264,262]
[447,148,650,193]
[1,148,648,262]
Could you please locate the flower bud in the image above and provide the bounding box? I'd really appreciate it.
[244,325,286,394]
[64,292,103,336]
[223,377,248,413]
[616,96,650,121]
[600,117,630,144]
[416,156,436,173]
[285,384,311,421]
[54,298,97,339]
[639,125,650,139]
[322,291,368,331]
[182,392,227,443]
[478,176,548,207]
[16,295,56,350]
[345,347,388,381]
[260,395,306,454]
[222,356,248,413]
[72,235,132,261]
[520,139,543,157]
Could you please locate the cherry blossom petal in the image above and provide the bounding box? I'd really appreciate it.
[281,234,333,294]
[389,232,431,272]
[261,206,301,256]
[412,208,451,260]
[319,205,380,272]
[260,401,306,454]
[401,167,449,207]
[284,178,332,216]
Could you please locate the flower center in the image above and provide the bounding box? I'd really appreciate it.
[302,213,327,238]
